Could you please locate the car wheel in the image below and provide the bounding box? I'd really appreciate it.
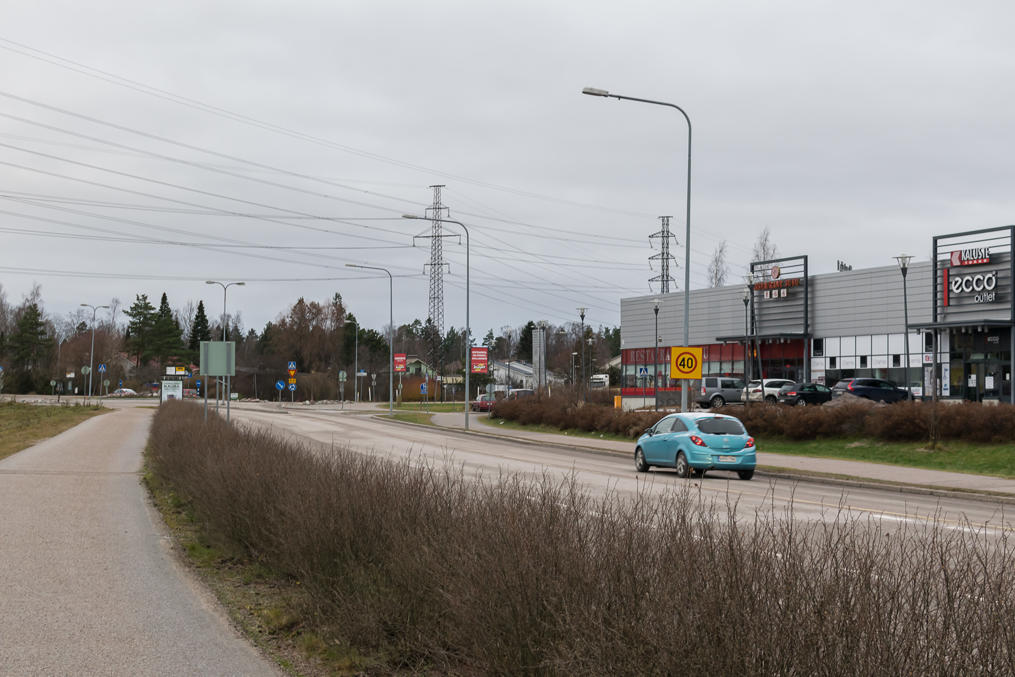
[796,399,806,407]
[634,448,649,473]
[738,470,754,481]
[765,395,777,404]
[710,395,725,408]
[674,452,691,478]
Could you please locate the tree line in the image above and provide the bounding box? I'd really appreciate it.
[0,284,619,398]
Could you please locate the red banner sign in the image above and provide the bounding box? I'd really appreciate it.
[393,353,407,373]
[470,347,489,374]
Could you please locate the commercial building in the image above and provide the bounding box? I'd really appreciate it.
[620,225,1015,408]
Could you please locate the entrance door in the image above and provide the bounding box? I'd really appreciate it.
[963,362,983,402]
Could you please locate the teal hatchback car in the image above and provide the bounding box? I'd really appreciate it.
[634,413,756,480]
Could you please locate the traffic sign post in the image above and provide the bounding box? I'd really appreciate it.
[670,347,703,410]
[275,379,284,403]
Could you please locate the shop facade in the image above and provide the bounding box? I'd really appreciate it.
[619,225,1015,408]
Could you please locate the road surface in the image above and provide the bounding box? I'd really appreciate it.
[0,406,279,675]
[223,402,1015,539]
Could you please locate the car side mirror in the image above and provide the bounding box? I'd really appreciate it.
[644,426,654,435]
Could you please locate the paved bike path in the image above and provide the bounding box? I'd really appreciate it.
[0,407,278,675]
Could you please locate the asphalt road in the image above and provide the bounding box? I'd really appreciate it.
[0,405,279,675]
[223,402,1015,540]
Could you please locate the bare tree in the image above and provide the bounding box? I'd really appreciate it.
[752,227,778,263]
[707,240,729,287]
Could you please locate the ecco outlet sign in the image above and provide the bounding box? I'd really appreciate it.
[944,269,998,306]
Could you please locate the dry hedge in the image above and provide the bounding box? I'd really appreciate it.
[494,394,1015,443]
[148,402,1015,675]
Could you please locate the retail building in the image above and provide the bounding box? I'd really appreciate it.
[619,225,1015,408]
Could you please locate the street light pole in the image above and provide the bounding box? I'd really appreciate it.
[571,351,578,386]
[205,280,244,422]
[583,86,692,411]
[346,264,394,415]
[578,307,587,400]
[653,299,660,411]
[403,214,472,431]
[742,288,750,410]
[80,303,109,400]
[894,255,913,398]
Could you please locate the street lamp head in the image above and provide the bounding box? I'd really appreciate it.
[402,214,423,220]
[235,281,246,286]
[582,87,610,97]
[205,280,216,285]
[745,273,755,286]
[653,298,660,310]
[894,254,913,271]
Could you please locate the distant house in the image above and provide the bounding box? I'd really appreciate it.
[490,360,536,389]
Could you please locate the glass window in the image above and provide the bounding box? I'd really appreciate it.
[654,417,675,433]
[671,418,688,432]
[813,338,824,357]
[696,417,746,435]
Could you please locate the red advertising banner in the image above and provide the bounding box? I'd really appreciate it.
[393,353,407,373]
[470,347,489,374]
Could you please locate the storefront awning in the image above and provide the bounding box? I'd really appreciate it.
[907,320,1013,331]
[714,332,810,343]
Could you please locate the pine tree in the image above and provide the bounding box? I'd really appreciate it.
[188,300,212,351]
[9,303,52,392]
[123,294,156,366]
[152,293,183,365]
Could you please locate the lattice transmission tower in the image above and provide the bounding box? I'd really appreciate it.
[425,184,449,379]
[649,215,677,293]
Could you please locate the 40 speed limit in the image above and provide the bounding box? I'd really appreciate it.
[951,270,997,304]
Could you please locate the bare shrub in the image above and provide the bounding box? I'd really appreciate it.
[148,402,1015,675]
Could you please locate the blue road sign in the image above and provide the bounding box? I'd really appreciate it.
[638,366,649,377]
[287,360,297,371]
[288,383,296,392]
[97,364,107,373]
[275,380,284,391]
[118,379,122,387]
[196,379,202,387]
[420,382,428,395]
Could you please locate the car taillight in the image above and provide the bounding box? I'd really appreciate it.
[847,381,855,391]
[701,384,706,395]
[787,391,797,396]
[689,435,707,447]
[745,437,755,448]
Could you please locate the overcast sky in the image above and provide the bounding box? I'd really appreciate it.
[3,1,1014,340]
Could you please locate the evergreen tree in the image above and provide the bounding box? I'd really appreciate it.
[188,300,212,351]
[517,321,537,361]
[9,303,52,392]
[123,294,156,366]
[152,292,183,365]
[483,329,495,349]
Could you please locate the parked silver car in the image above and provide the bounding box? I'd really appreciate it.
[696,376,745,408]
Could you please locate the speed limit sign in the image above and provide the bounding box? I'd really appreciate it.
[670,347,703,379]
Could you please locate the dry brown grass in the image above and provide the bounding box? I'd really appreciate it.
[148,401,1015,675]
[0,400,106,461]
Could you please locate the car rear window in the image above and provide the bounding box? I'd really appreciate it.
[696,417,746,435]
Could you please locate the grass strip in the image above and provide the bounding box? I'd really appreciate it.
[760,437,1015,478]
[0,400,106,461]
[478,414,632,443]
[389,411,435,426]
[380,402,465,413]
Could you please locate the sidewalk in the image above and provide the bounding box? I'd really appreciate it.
[429,412,1015,499]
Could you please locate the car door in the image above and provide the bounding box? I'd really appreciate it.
[797,384,816,403]
[642,417,674,463]
[814,384,832,403]
[664,417,690,465]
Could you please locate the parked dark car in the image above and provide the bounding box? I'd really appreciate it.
[830,378,911,403]
[777,382,832,406]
